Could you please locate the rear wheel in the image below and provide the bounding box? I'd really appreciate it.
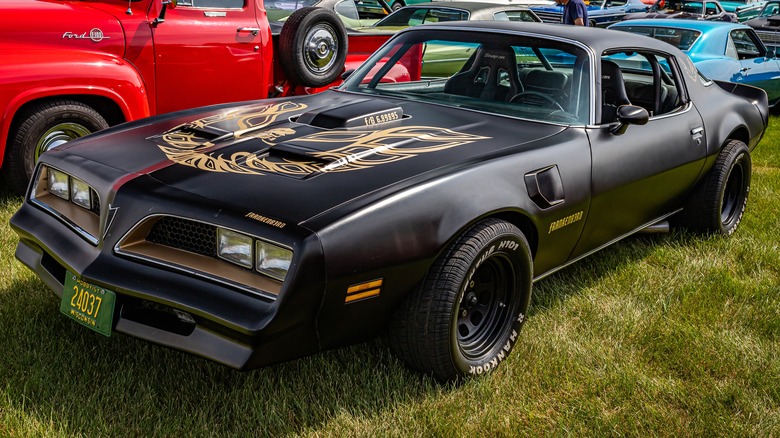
[389,219,532,381]
[679,139,751,235]
[4,100,108,195]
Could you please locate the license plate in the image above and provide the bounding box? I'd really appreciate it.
[60,272,116,337]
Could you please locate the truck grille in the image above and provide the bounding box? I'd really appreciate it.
[755,30,780,47]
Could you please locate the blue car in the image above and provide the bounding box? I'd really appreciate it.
[531,0,648,27]
[610,19,780,106]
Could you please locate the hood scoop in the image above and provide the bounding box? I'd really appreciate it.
[296,99,404,130]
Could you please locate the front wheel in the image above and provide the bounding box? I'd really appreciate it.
[3,100,108,195]
[678,139,751,235]
[389,219,533,381]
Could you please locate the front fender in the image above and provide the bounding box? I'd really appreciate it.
[310,128,593,348]
[0,50,150,165]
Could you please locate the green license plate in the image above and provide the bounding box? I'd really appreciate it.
[60,272,116,337]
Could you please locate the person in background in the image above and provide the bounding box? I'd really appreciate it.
[555,0,589,25]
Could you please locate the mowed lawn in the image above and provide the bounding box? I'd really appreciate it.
[0,114,778,437]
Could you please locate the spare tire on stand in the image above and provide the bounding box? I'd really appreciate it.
[278,7,348,88]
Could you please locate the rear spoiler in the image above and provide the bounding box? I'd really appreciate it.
[714,80,769,127]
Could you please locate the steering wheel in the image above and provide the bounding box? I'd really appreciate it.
[510,91,565,112]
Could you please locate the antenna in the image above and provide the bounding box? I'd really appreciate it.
[126,0,132,14]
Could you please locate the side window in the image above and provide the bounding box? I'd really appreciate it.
[334,0,360,20]
[705,2,721,14]
[601,51,685,123]
[725,35,739,60]
[178,0,244,7]
[730,30,763,59]
[494,11,539,21]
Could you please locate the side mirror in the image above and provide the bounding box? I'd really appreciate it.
[154,0,177,26]
[767,48,777,59]
[611,104,649,135]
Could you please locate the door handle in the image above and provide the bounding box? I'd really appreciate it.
[237,27,260,36]
[739,67,751,72]
[690,127,704,145]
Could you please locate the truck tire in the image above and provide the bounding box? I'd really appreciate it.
[678,139,751,235]
[4,100,108,195]
[389,219,533,381]
[278,7,348,88]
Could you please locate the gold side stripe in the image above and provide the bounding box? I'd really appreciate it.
[347,279,383,294]
[344,289,381,303]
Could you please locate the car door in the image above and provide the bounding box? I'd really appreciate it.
[572,50,707,258]
[150,0,269,114]
[727,28,780,103]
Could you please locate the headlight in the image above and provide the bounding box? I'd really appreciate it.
[70,178,92,210]
[48,168,70,200]
[256,240,292,281]
[217,228,253,269]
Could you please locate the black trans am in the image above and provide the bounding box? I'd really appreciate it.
[11,22,768,380]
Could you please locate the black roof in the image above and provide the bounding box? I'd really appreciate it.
[405,20,690,57]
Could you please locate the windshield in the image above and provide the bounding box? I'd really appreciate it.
[374,7,470,27]
[654,0,704,12]
[340,29,592,125]
[760,1,780,16]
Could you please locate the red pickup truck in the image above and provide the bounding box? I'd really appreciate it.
[0,0,390,194]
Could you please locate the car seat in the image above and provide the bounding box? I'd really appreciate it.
[601,60,631,124]
[444,44,523,102]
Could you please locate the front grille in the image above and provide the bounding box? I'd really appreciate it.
[755,30,780,46]
[147,216,217,257]
[534,11,562,23]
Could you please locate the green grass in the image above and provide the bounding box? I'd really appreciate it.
[1,116,779,437]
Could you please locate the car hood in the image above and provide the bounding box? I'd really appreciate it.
[748,16,780,28]
[52,91,567,226]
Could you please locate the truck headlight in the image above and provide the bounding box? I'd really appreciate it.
[256,240,292,281]
[217,228,253,269]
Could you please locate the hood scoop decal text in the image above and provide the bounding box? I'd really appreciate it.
[295,99,404,130]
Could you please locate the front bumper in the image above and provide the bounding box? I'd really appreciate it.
[10,194,325,370]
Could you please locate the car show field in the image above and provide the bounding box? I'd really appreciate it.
[0,4,779,435]
[0,112,777,437]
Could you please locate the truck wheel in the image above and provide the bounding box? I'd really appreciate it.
[279,7,348,88]
[389,219,532,381]
[4,100,108,195]
[391,1,403,10]
[679,139,751,235]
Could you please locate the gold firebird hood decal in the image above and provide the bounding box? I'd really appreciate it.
[156,101,491,176]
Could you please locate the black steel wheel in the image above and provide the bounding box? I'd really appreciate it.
[389,219,532,381]
[679,139,751,235]
[278,7,348,87]
[3,100,108,195]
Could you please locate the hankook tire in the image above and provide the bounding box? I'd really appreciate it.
[679,139,751,235]
[389,219,532,381]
